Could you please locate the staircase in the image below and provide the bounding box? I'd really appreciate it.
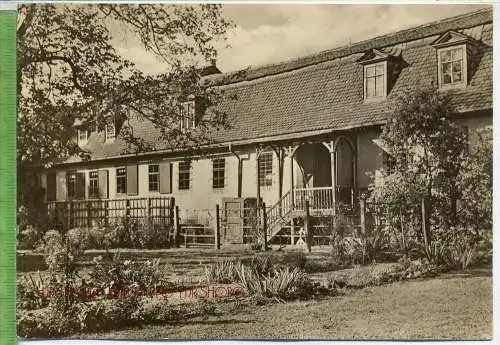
[265,190,294,241]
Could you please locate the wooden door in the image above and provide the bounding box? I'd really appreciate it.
[222,197,244,244]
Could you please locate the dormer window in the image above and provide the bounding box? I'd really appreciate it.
[77,129,88,146]
[105,122,116,141]
[180,100,196,130]
[432,31,475,90]
[364,62,386,99]
[357,48,402,101]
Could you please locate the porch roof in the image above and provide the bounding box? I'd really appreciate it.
[71,8,492,164]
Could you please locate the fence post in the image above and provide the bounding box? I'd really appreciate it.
[215,204,221,250]
[125,199,131,222]
[68,201,73,229]
[146,197,151,223]
[360,196,366,235]
[290,218,295,245]
[174,205,180,248]
[87,201,92,228]
[305,200,311,253]
[261,202,267,251]
[104,200,109,227]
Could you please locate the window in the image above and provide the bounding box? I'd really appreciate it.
[438,46,465,87]
[364,62,386,99]
[178,161,191,190]
[116,167,126,194]
[77,129,88,146]
[89,171,99,198]
[180,100,196,130]
[148,164,160,192]
[258,151,273,187]
[106,123,116,141]
[212,158,225,189]
[66,171,84,199]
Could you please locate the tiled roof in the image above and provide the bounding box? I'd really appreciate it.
[76,8,492,162]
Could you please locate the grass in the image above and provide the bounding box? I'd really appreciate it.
[78,271,491,340]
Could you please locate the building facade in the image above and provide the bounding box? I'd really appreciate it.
[33,9,493,241]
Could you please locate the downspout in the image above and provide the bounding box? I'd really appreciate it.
[228,144,243,198]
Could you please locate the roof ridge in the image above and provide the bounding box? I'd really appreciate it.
[208,7,492,86]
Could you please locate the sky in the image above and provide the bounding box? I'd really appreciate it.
[112,3,490,75]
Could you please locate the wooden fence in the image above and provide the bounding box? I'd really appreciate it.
[46,197,175,230]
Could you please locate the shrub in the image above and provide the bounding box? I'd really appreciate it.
[205,258,237,284]
[132,297,217,324]
[66,227,91,253]
[17,225,41,250]
[17,272,51,310]
[88,256,170,298]
[235,265,325,301]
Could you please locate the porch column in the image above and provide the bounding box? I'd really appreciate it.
[284,146,296,207]
[323,140,336,210]
[256,146,262,208]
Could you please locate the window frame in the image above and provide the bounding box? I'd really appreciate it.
[88,170,99,199]
[258,151,274,187]
[178,161,192,191]
[212,158,226,190]
[148,164,160,192]
[180,100,196,131]
[77,129,88,146]
[363,61,387,101]
[116,167,127,194]
[437,44,467,90]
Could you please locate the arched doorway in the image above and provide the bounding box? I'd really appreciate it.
[294,143,331,188]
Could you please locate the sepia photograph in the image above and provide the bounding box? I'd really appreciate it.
[15,3,492,340]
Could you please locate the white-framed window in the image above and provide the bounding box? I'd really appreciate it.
[105,123,116,141]
[437,45,467,88]
[180,100,196,130]
[258,151,273,187]
[148,164,160,192]
[116,167,126,194]
[364,62,386,100]
[212,158,225,189]
[77,129,88,146]
[89,171,99,199]
[178,161,191,190]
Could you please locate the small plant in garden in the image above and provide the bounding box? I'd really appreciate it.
[205,258,237,284]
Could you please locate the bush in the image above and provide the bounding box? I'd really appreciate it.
[205,258,237,284]
[235,265,328,301]
[132,297,217,324]
[88,256,170,298]
[17,225,41,250]
[66,228,91,253]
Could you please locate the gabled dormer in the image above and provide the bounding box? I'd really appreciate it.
[431,31,477,90]
[357,48,403,101]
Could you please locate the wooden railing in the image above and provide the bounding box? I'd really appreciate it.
[46,197,175,230]
[266,190,293,237]
[294,187,333,210]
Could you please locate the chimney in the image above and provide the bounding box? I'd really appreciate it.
[200,59,221,77]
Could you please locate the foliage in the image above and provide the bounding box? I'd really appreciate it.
[17,3,232,167]
[17,271,51,310]
[88,255,171,298]
[368,86,468,249]
[132,297,217,324]
[16,225,41,250]
[204,258,238,284]
[456,127,492,237]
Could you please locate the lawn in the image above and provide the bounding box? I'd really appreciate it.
[80,271,492,340]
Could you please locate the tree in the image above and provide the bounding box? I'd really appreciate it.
[17,3,233,167]
[368,86,467,247]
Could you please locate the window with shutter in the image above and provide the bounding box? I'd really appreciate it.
[148,164,160,192]
[116,167,127,194]
[178,161,191,190]
[89,171,99,198]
